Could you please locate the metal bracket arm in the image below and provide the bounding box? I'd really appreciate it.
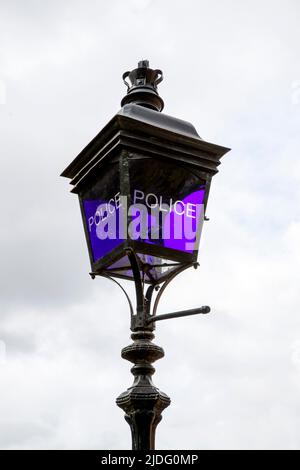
[147,306,210,324]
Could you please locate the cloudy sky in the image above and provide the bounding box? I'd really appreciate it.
[0,0,300,450]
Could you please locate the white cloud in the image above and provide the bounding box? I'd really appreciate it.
[0,0,300,450]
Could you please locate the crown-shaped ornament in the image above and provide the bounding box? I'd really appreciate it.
[121,60,164,111]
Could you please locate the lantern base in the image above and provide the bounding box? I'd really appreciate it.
[116,329,170,450]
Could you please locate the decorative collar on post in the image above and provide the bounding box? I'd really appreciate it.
[121,60,164,112]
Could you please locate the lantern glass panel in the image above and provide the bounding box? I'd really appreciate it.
[80,162,124,264]
[106,253,182,282]
[128,156,206,256]
[79,155,207,283]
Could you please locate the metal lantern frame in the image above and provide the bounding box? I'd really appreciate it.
[62,104,229,285]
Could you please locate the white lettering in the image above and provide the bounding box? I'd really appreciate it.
[145,192,158,208]
[174,200,185,215]
[133,189,144,204]
[88,216,94,232]
[108,199,115,214]
[186,203,197,219]
[115,192,122,209]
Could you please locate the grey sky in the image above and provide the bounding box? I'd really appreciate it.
[0,0,300,449]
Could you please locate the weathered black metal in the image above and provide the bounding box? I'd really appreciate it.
[116,329,170,450]
[147,305,211,324]
[121,59,164,112]
[110,248,167,450]
[110,248,211,449]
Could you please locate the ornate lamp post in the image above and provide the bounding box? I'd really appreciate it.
[61,60,230,450]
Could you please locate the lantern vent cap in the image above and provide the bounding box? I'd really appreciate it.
[121,60,164,112]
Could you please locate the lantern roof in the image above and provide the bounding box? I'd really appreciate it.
[61,103,230,193]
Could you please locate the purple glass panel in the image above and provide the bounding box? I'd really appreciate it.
[83,199,125,262]
[82,157,206,268]
[130,187,205,253]
[163,188,205,253]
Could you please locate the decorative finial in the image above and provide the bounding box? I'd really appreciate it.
[121,60,164,112]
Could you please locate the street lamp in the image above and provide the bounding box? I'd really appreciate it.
[61,60,230,450]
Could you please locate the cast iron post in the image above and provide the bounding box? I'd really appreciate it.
[114,252,210,449]
[116,329,170,450]
[116,249,170,450]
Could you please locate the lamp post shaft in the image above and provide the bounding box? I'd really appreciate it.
[116,329,170,450]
